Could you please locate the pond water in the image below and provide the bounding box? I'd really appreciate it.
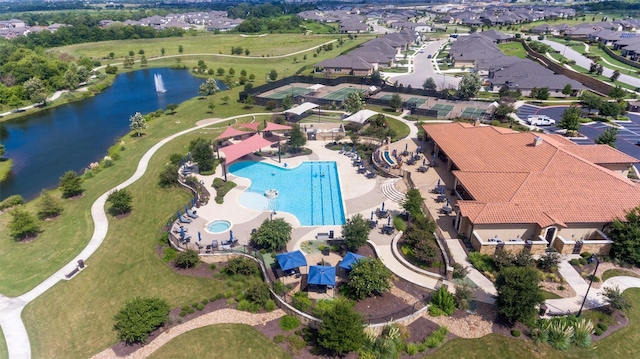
[0,68,213,201]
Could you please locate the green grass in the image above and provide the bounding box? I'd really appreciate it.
[148,324,293,359]
[602,269,640,281]
[0,159,12,182]
[429,289,640,359]
[0,326,6,359]
[497,41,528,59]
[541,290,562,300]
[386,116,410,142]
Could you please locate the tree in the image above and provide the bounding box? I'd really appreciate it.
[198,78,219,97]
[589,62,598,73]
[600,101,620,118]
[456,72,482,100]
[8,207,41,240]
[161,47,165,56]
[601,285,632,313]
[388,93,403,112]
[288,124,306,153]
[250,217,292,251]
[189,138,215,172]
[244,94,254,108]
[594,127,619,148]
[129,112,147,137]
[178,45,183,54]
[175,249,200,268]
[23,77,47,105]
[607,205,640,265]
[609,86,625,100]
[37,190,63,220]
[221,95,230,105]
[59,171,84,198]
[140,55,147,67]
[495,266,544,324]
[610,69,620,82]
[249,73,255,81]
[229,68,235,76]
[245,48,250,56]
[166,103,179,114]
[344,91,364,114]
[76,66,90,84]
[0,144,5,159]
[558,105,582,136]
[113,297,170,344]
[580,92,603,114]
[454,282,473,311]
[402,188,424,219]
[596,64,604,76]
[562,83,573,98]
[64,68,79,90]
[414,239,440,266]
[534,87,550,100]
[370,70,382,84]
[158,164,179,188]
[281,95,293,110]
[128,50,134,57]
[109,52,115,59]
[269,69,278,81]
[342,214,371,251]
[347,258,392,299]
[316,299,365,355]
[107,188,133,215]
[207,99,216,113]
[423,77,437,91]
[216,67,225,76]
[493,102,516,121]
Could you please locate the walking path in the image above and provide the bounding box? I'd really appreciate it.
[90,309,285,359]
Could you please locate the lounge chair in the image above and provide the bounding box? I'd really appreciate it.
[178,215,192,224]
[186,208,198,219]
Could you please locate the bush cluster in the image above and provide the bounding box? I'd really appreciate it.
[224,257,260,276]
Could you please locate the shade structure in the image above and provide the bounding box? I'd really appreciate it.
[276,250,307,272]
[284,102,319,116]
[308,265,336,286]
[239,122,261,131]
[262,122,292,132]
[219,133,274,164]
[342,109,378,124]
[338,252,365,271]
[215,126,253,141]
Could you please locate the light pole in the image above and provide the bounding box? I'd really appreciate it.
[578,254,600,317]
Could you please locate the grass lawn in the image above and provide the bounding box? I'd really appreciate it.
[602,269,640,281]
[497,41,527,59]
[387,116,410,141]
[540,290,562,300]
[430,289,640,359]
[0,159,12,182]
[148,324,292,359]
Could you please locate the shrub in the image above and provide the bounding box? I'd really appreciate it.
[113,297,170,344]
[530,327,548,344]
[209,263,217,270]
[547,321,574,350]
[580,252,592,259]
[405,343,419,355]
[244,282,270,305]
[430,286,456,316]
[597,322,608,331]
[162,248,177,263]
[237,299,260,312]
[511,329,521,337]
[187,307,194,314]
[590,275,600,282]
[201,298,209,305]
[538,252,560,272]
[578,257,588,266]
[196,303,204,311]
[570,258,581,266]
[37,190,64,220]
[467,252,496,272]
[572,319,594,348]
[452,263,467,279]
[264,299,276,312]
[280,315,300,331]
[594,327,603,336]
[8,207,41,240]
[174,249,199,268]
[292,292,311,312]
[558,285,566,291]
[0,194,24,210]
[224,257,259,276]
[424,326,448,348]
[273,334,285,343]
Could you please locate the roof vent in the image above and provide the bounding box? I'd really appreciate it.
[533,136,543,147]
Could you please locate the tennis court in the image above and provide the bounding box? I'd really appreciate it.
[378,94,394,101]
[430,103,454,118]
[406,97,427,107]
[265,87,311,99]
[322,87,364,101]
[460,107,488,119]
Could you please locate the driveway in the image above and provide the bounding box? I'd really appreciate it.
[518,104,640,159]
[386,40,460,90]
[542,40,640,89]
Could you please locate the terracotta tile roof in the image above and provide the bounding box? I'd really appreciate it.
[425,122,640,227]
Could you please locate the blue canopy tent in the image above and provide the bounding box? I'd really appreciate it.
[276,250,307,272]
[308,265,336,287]
[338,252,365,271]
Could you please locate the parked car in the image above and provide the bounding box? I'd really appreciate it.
[527,115,556,126]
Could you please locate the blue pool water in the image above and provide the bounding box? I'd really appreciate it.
[206,220,231,233]
[229,161,346,226]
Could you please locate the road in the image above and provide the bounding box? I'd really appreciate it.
[542,40,640,89]
[517,104,640,159]
[385,39,460,90]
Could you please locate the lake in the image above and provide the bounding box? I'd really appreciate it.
[0,68,207,201]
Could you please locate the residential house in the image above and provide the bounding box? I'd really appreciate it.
[423,122,640,256]
[488,60,585,96]
[314,55,373,77]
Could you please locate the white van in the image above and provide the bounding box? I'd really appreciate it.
[527,115,556,126]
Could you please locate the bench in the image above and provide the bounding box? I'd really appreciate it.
[316,232,330,240]
[65,267,80,279]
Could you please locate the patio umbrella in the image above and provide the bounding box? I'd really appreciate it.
[177,210,182,219]
[370,164,374,173]
[338,252,365,271]
[198,231,202,242]
[381,202,385,211]
[405,143,408,152]
[387,216,391,226]
[440,186,444,195]
[185,205,190,214]
[187,152,191,162]
[180,226,186,240]
[191,198,195,207]
[308,265,336,286]
[446,198,450,207]
[423,158,426,166]
[276,250,307,271]
[371,211,374,221]
[342,143,346,152]
[229,230,234,241]
[437,179,441,187]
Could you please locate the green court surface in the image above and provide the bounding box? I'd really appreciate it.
[378,94,394,101]
[430,103,454,111]
[436,110,451,117]
[461,107,487,118]
[264,87,310,99]
[406,97,427,107]
[322,87,364,101]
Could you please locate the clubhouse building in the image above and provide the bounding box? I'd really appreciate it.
[423,122,640,256]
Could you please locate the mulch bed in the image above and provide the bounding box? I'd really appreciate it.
[394,277,431,302]
[591,308,629,341]
[406,317,440,342]
[355,291,416,324]
[111,299,230,357]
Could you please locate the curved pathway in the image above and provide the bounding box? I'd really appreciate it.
[0,113,273,359]
[90,308,285,359]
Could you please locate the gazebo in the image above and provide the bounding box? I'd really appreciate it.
[338,252,366,272]
[307,265,336,294]
[276,250,307,276]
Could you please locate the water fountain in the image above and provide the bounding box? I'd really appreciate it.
[154,74,166,93]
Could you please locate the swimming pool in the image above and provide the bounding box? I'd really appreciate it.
[229,161,346,226]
